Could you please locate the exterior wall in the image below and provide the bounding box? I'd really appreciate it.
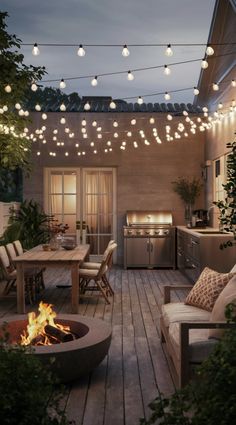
[23,112,205,264]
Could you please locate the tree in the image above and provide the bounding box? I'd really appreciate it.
[214,137,236,249]
[0,11,46,171]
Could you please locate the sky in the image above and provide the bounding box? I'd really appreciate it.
[2,0,216,104]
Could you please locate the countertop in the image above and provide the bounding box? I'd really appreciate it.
[176,226,232,238]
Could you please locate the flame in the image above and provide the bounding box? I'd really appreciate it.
[21,301,70,346]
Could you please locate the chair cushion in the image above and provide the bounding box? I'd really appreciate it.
[169,322,218,362]
[161,302,210,327]
[185,267,234,312]
[79,266,108,278]
[209,275,236,339]
[81,261,100,269]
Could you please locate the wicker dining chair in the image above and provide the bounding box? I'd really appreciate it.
[0,245,35,304]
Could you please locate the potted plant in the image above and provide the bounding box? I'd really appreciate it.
[214,137,236,249]
[172,177,202,224]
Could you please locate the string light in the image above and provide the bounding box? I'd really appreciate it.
[201,59,208,69]
[84,101,91,110]
[165,44,173,57]
[231,79,236,87]
[164,65,171,75]
[113,120,118,127]
[77,44,85,56]
[42,113,47,120]
[82,119,87,126]
[32,43,40,56]
[59,79,66,89]
[164,92,171,100]
[206,45,214,56]
[131,118,136,125]
[193,87,199,95]
[122,44,130,57]
[109,100,116,109]
[31,82,38,91]
[137,96,143,105]
[213,82,219,91]
[167,114,173,120]
[127,71,134,81]
[92,120,97,127]
[4,84,12,93]
[35,104,41,111]
[60,103,66,111]
[91,76,98,86]
[60,116,66,124]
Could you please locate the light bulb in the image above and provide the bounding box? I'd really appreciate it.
[3,105,8,111]
[122,44,130,57]
[131,118,136,125]
[91,76,98,86]
[32,43,40,56]
[201,59,208,69]
[59,79,66,89]
[31,83,38,92]
[24,111,29,117]
[92,120,97,127]
[183,110,188,116]
[18,109,24,116]
[164,65,171,75]
[60,117,66,124]
[137,96,143,105]
[4,84,12,93]
[127,71,134,81]
[231,80,236,87]
[206,45,214,56]
[35,103,41,111]
[193,87,199,95]
[60,103,66,111]
[84,101,90,110]
[149,117,155,124]
[164,92,171,100]
[113,120,118,127]
[42,113,47,120]
[109,100,116,109]
[202,106,208,112]
[165,44,173,57]
[167,114,173,121]
[37,151,41,156]
[218,102,223,109]
[82,119,87,126]
[213,82,219,91]
[15,103,21,110]
[77,44,85,57]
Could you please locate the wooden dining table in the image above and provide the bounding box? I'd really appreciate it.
[14,244,90,314]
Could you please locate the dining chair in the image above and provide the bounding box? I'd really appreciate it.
[79,243,117,304]
[13,240,45,291]
[81,239,115,269]
[0,245,35,303]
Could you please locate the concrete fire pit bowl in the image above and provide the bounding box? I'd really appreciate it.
[0,315,112,383]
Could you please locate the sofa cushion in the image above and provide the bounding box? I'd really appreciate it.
[209,275,236,339]
[185,267,234,312]
[161,302,210,327]
[169,322,218,362]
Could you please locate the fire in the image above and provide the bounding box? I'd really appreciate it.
[21,302,71,346]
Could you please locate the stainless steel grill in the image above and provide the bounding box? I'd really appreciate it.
[124,211,175,269]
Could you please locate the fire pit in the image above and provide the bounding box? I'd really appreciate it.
[0,311,112,383]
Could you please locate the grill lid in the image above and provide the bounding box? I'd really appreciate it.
[126,210,173,226]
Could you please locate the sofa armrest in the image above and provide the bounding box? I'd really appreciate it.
[163,284,193,304]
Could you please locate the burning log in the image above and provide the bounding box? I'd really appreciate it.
[44,324,74,343]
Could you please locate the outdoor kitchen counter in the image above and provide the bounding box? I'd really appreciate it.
[176,226,236,281]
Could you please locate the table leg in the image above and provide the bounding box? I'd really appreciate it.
[16,263,25,314]
[71,262,79,313]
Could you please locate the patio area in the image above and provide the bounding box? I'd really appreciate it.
[0,266,189,425]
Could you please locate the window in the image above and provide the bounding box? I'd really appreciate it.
[213,155,227,202]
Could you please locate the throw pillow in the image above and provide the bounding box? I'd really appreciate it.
[209,275,236,339]
[185,267,234,312]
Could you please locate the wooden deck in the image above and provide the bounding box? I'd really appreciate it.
[0,267,189,425]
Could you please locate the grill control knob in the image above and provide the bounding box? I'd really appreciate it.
[136,230,142,235]
[145,231,150,235]
[128,230,132,235]
[154,230,160,235]
[164,230,169,235]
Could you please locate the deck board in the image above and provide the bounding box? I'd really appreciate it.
[0,266,189,424]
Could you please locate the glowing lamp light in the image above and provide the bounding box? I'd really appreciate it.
[4,84,12,93]
[109,100,116,109]
[15,103,21,110]
[113,120,118,127]
[164,92,171,100]
[206,45,214,56]
[213,82,219,91]
[31,83,38,92]
[59,79,66,89]
[167,114,173,121]
[32,43,40,56]
[91,76,98,86]
[149,117,155,124]
[137,96,143,105]
[164,65,171,75]
[231,80,236,87]
[60,103,66,111]
[193,87,199,95]
[131,118,136,125]
[127,71,134,81]
[81,119,87,126]
[165,44,173,57]
[77,44,85,57]
[35,104,41,111]
[60,117,66,124]
[92,120,97,127]
[42,113,47,120]
[84,101,91,110]
[122,44,130,57]
[201,59,208,69]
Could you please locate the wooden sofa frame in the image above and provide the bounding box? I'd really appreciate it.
[160,284,236,388]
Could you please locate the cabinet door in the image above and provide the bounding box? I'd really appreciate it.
[185,256,201,282]
[150,237,173,266]
[125,238,149,266]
